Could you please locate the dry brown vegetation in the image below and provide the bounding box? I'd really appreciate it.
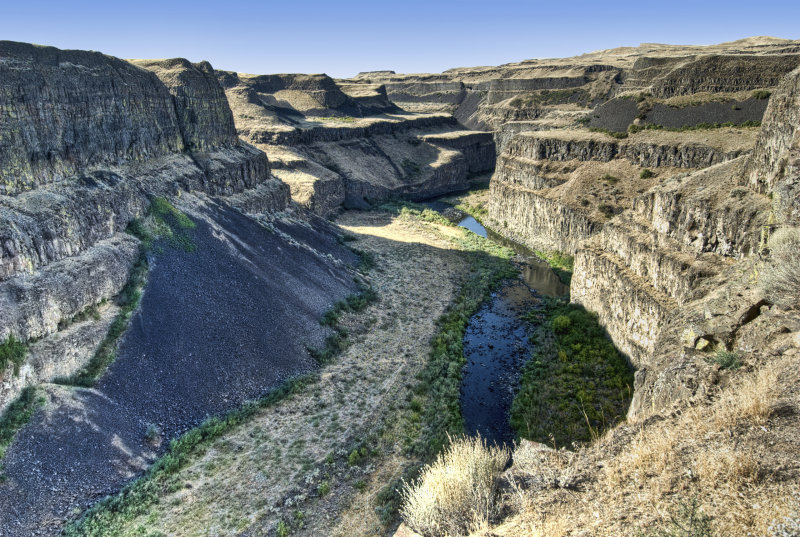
[400,435,509,537]
[760,227,800,308]
[479,353,800,537]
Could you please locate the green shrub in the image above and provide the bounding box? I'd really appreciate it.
[0,334,26,377]
[511,299,634,446]
[0,387,44,462]
[598,204,618,219]
[601,174,620,185]
[551,315,572,334]
[707,350,742,370]
[640,168,655,179]
[317,480,331,496]
[276,520,289,537]
[752,90,772,100]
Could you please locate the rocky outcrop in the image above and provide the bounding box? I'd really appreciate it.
[420,131,496,174]
[633,158,770,257]
[645,54,800,98]
[0,43,291,413]
[488,180,601,253]
[504,131,750,169]
[0,234,140,342]
[0,42,183,195]
[742,66,800,224]
[250,114,459,146]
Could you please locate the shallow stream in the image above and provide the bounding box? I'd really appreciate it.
[427,202,568,445]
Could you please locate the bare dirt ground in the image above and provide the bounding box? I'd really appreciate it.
[101,209,477,536]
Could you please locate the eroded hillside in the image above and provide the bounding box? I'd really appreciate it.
[0,36,798,537]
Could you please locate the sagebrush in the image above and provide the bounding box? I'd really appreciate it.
[401,435,509,537]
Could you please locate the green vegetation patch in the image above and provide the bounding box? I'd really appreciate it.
[640,168,655,179]
[0,387,45,465]
[511,298,633,446]
[706,349,742,370]
[509,89,589,108]
[379,200,452,227]
[127,196,197,252]
[534,250,574,286]
[312,282,378,365]
[410,231,516,457]
[628,121,761,134]
[374,203,516,526]
[0,334,27,377]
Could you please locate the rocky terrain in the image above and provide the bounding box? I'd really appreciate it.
[217,71,495,215]
[0,35,799,537]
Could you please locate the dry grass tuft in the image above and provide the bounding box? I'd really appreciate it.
[401,435,510,537]
[760,227,800,308]
[712,365,779,431]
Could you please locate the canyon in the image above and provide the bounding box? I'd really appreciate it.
[0,36,798,537]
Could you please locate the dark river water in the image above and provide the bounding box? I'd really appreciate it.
[451,212,568,445]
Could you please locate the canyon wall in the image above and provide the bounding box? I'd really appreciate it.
[0,42,290,410]
[220,72,496,214]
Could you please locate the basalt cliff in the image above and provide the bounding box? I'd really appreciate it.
[0,36,799,537]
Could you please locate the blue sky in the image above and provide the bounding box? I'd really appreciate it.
[2,0,799,77]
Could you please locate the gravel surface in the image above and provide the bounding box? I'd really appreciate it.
[0,196,357,536]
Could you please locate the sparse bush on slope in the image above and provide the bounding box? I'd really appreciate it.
[401,435,509,537]
[760,227,800,308]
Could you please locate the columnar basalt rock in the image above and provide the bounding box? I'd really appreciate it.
[0,41,184,195]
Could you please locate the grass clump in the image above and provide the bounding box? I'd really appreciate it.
[601,174,620,185]
[647,498,713,537]
[628,121,761,134]
[511,299,633,446]
[0,334,27,377]
[0,387,45,463]
[752,90,772,100]
[589,126,628,139]
[400,435,509,537]
[760,227,800,308]
[640,168,655,179]
[707,349,742,370]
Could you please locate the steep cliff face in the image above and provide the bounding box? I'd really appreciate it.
[487,124,756,256]
[0,43,290,412]
[570,70,799,417]
[743,66,800,224]
[221,70,496,214]
[0,41,183,195]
